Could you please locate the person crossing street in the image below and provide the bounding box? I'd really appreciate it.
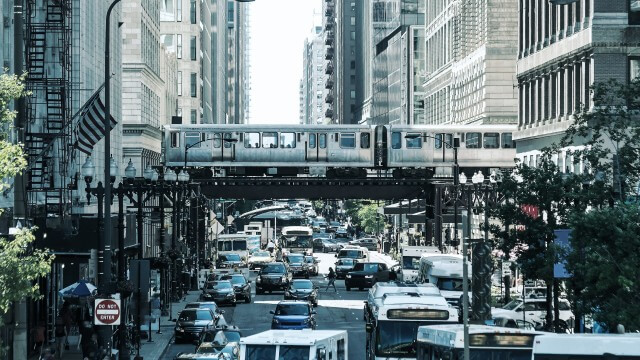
[325,267,337,292]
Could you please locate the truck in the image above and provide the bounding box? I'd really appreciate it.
[416,254,472,307]
[216,234,249,265]
[244,221,269,248]
[363,281,442,323]
[240,330,348,360]
[400,246,440,282]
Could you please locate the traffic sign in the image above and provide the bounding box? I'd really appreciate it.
[94,299,121,326]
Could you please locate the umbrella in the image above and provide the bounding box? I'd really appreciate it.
[59,280,97,297]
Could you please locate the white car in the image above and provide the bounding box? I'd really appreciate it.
[492,298,574,329]
[247,251,274,270]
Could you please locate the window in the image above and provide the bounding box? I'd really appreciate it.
[161,0,175,21]
[501,133,514,148]
[630,0,640,25]
[337,339,346,360]
[161,34,175,53]
[483,133,500,149]
[630,57,640,82]
[177,71,182,96]
[350,90,356,99]
[350,31,355,40]
[309,134,317,149]
[263,132,278,148]
[245,345,276,360]
[176,0,181,21]
[190,0,196,24]
[190,36,197,60]
[405,134,422,149]
[244,133,260,148]
[350,16,356,25]
[350,61,356,69]
[280,133,296,148]
[170,132,179,147]
[391,132,401,149]
[319,134,327,149]
[278,346,310,360]
[360,133,370,149]
[176,34,182,59]
[190,109,197,124]
[466,133,481,148]
[223,133,233,148]
[340,133,356,148]
[434,133,452,149]
[211,133,221,148]
[190,73,197,97]
[185,132,200,147]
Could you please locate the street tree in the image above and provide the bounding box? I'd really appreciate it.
[356,203,381,235]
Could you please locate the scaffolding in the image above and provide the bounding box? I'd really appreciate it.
[24,0,73,219]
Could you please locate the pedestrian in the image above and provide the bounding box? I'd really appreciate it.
[325,267,337,292]
[32,321,46,357]
[54,314,66,359]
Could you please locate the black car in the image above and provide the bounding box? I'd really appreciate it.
[256,262,292,294]
[220,274,252,303]
[284,279,319,306]
[174,308,216,343]
[303,256,319,276]
[200,280,237,306]
[216,253,245,269]
[335,258,357,279]
[345,262,395,291]
[183,302,225,325]
[196,325,242,347]
[284,253,310,279]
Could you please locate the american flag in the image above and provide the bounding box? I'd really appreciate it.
[75,92,117,155]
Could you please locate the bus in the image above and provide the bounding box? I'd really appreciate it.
[365,291,457,359]
[216,234,249,264]
[531,333,640,359]
[281,226,314,255]
[416,324,543,360]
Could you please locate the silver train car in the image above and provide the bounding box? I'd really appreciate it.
[163,124,517,178]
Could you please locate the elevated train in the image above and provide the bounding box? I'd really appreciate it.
[163,124,517,178]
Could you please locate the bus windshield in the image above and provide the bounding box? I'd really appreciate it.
[245,345,276,360]
[402,256,421,270]
[284,235,311,248]
[377,321,449,357]
[437,277,467,291]
[217,240,247,251]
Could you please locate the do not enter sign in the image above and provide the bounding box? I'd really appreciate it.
[94,299,121,326]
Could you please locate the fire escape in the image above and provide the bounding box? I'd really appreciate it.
[24,0,73,219]
[324,0,336,122]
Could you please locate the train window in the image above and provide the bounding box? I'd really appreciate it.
[435,134,443,149]
[244,132,260,148]
[223,133,233,148]
[170,132,180,148]
[391,132,401,149]
[309,134,317,149]
[501,133,514,148]
[319,134,327,149]
[263,132,278,148]
[340,133,356,148]
[483,133,500,149]
[360,133,370,149]
[466,133,482,148]
[280,132,296,148]
[211,133,221,148]
[185,132,200,148]
[406,134,422,149]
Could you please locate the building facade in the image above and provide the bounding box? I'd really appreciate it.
[515,0,640,165]
[226,0,250,124]
[300,25,331,125]
[212,0,228,124]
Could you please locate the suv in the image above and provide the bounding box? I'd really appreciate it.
[492,298,574,329]
[201,281,237,306]
[174,308,216,343]
[256,262,292,294]
[216,254,245,269]
[284,279,319,307]
[345,262,395,291]
[335,258,357,279]
[284,253,310,279]
[303,255,319,276]
[270,300,317,330]
[219,274,252,304]
[336,247,368,263]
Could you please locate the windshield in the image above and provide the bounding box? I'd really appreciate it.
[437,277,467,291]
[223,254,241,262]
[292,280,313,290]
[503,300,522,311]
[245,345,276,360]
[262,264,285,274]
[287,255,304,263]
[275,304,310,316]
[202,330,241,343]
[210,281,232,290]
[233,240,247,250]
[253,252,270,257]
[338,259,356,266]
[402,256,421,270]
[217,240,247,251]
[284,236,311,248]
[179,309,213,321]
[353,263,379,272]
[279,346,310,360]
[376,321,449,357]
[228,276,246,285]
[304,257,314,264]
[339,250,364,258]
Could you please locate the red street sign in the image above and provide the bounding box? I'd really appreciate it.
[94,299,121,326]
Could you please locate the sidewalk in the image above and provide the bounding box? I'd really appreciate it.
[30,291,200,360]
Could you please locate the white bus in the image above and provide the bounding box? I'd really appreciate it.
[531,333,640,359]
[216,234,249,263]
[417,254,471,307]
[401,246,440,282]
[240,330,348,360]
[281,226,314,255]
[416,324,543,360]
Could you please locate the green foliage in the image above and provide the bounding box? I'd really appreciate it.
[566,205,640,332]
[356,203,380,234]
[0,72,29,127]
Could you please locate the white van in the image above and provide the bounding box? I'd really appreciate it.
[240,330,348,360]
[336,246,369,263]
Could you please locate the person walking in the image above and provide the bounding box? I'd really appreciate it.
[325,267,337,292]
[54,314,67,359]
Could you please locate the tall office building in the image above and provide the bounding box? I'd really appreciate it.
[300,24,331,125]
[323,0,336,122]
[211,0,228,124]
[354,0,373,124]
[515,0,640,166]
[422,0,519,126]
[160,0,211,125]
[226,0,250,124]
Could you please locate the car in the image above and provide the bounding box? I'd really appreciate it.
[216,254,245,269]
[284,253,310,278]
[320,238,340,253]
[197,325,242,347]
[174,353,231,360]
[349,237,378,251]
[344,262,395,291]
[247,250,273,270]
[491,298,574,330]
[200,281,237,306]
[174,308,216,343]
[219,274,252,303]
[303,255,319,276]
[334,228,350,239]
[284,279,319,306]
[328,221,341,233]
[336,247,369,263]
[335,258,357,279]
[256,262,292,294]
[194,331,240,360]
[270,300,317,330]
[183,302,226,325]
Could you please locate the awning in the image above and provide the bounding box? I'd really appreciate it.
[381,199,425,215]
[407,211,462,225]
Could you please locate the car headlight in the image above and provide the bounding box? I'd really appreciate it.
[281,275,287,282]
[346,275,352,278]
[257,277,262,283]
[176,326,184,332]
[226,292,234,297]
[365,275,373,279]
[272,318,280,324]
[302,318,309,324]
[285,291,290,296]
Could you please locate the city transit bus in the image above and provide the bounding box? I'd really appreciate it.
[281,226,314,255]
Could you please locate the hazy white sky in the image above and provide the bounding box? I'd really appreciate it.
[248,0,321,124]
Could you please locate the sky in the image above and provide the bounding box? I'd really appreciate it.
[248,0,322,124]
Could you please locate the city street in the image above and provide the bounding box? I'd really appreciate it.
[161,252,396,359]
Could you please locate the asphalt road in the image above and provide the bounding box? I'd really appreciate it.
[161,252,375,360]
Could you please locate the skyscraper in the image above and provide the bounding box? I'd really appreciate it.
[300,24,330,125]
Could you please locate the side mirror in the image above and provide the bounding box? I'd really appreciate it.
[171,319,177,322]
[269,310,275,314]
[365,323,373,333]
[311,310,317,314]
[219,310,225,314]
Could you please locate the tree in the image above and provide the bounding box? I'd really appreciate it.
[356,203,380,235]
[0,72,54,352]
[566,204,640,332]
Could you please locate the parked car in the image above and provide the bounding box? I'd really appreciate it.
[270,300,317,330]
[491,298,574,330]
[219,274,252,303]
[174,308,216,343]
[335,258,357,279]
[256,262,292,294]
[349,238,378,251]
[303,256,319,276]
[284,253,310,278]
[247,251,273,270]
[344,262,394,291]
[284,279,319,306]
[200,281,237,306]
